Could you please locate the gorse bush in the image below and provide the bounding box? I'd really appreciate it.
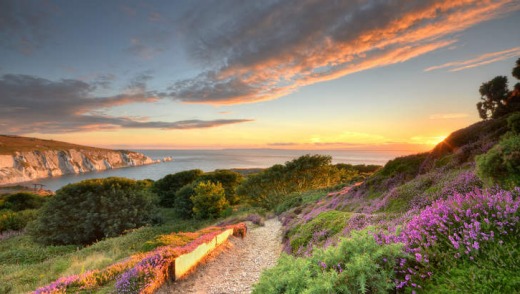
[198,170,243,205]
[253,229,403,294]
[191,181,229,219]
[28,177,157,245]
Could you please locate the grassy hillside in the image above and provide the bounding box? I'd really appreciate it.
[256,112,520,293]
[0,135,114,155]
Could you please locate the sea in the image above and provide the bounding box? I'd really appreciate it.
[23,149,416,191]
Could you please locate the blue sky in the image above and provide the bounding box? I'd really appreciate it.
[1,0,519,150]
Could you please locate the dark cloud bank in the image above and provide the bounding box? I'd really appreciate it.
[0,74,252,134]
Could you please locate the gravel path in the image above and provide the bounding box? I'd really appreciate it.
[157,218,282,294]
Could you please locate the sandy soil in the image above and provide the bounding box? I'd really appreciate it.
[157,218,282,294]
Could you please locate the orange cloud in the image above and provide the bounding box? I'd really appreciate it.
[171,0,520,105]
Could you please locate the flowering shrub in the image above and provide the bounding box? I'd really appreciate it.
[33,223,246,294]
[374,188,520,291]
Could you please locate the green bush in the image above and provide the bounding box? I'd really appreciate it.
[0,210,38,232]
[0,192,46,211]
[153,169,203,207]
[191,181,229,219]
[476,134,520,189]
[174,183,197,219]
[238,155,343,209]
[253,229,403,294]
[198,170,243,204]
[507,112,520,134]
[28,177,157,245]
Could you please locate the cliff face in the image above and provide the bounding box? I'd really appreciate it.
[0,149,157,185]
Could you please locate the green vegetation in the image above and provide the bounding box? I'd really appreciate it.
[237,154,345,209]
[0,135,111,155]
[477,58,520,119]
[0,192,46,211]
[0,213,210,293]
[28,177,157,245]
[191,181,230,219]
[287,210,351,254]
[477,133,520,189]
[152,169,203,207]
[198,170,243,204]
[253,229,404,294]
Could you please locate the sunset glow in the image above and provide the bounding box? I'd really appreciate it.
[1,1,519,151]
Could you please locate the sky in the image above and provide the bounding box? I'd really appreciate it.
[1,0,519,151]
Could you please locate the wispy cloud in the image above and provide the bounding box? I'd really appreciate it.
[425,47,520,72]
[168,0,520,105]
[0,74,252,134]
[429,113,469,119]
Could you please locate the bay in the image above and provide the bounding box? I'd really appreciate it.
[24,149,415,191]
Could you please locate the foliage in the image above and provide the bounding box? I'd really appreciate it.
[173,183,197,219]
[0,209,38,233]
[507,112,520,134]
[253,229,404,294]
[191,181,230,219]
[477,59,520,119]
[238,154,344,209]
[476,134,520,189]
[198,170,243,204]
[374,188,520,291]
[286,210,351,255]
[0,192,46,211]
[28,177,157,245]
[32,224,246,294]
[153,169,203,207]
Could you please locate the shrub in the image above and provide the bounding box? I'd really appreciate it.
[198,170,243,204]
[238,155,343,209]
[153,169,203,207]
[191,181,229,219]
[0,209,38,232]
[174,183,197,219]
[476,134,520,189]
[253,229,403,294]
[28,177,157,245]
[0,192,46,211]
[507,112,520,134]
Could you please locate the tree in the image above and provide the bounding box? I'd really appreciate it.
[152,169,203,207]
[28,177,156,245]
[477,58,520,119]
[190,181,229,219]
[477,76,509,119]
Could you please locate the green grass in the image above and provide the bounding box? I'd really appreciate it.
[0,135,111,155]
[0,208,212,293]
[287,210,351,253]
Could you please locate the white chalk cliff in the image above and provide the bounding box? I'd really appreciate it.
[0,149,158,185]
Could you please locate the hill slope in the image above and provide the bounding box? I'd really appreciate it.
[0,135,158,185]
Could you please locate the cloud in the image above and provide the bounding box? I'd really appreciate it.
[429,113,469,119]
[425,47,520,72]
[0,0,55,55]
[169,0,519,105]
[0,74,253,134]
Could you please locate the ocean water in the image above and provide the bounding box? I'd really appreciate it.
[23,149,415,191]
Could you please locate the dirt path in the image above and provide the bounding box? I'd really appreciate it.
[157,218,282,294]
